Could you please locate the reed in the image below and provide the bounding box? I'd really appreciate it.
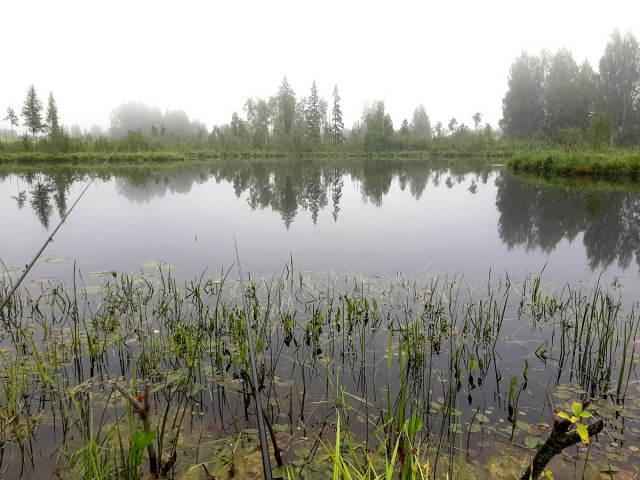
[0,265,637,479]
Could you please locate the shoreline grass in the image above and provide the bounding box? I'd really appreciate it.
[4,147,640,183]
[0,149,514,167]
[509,149,640,179]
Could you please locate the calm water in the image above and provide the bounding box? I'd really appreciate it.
[1,158,639,290]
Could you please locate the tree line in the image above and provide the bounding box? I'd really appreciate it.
[3,28,639,155]
[2,78,493,154]
[500,30,640,147]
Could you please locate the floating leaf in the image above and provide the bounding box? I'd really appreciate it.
[85,270,117,278]
[524,436,545,449]
[599,463,621,474]
[141,260,178,270]
[553,391,572,399]
[610,431,625,440]
[294,448,311,458]
[0,267,22,276]
[80,285,104,294]
[476,413,490,424]
[449,423,463,434]
[43,255,70,264]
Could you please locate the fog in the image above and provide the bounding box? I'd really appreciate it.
[4,0,640,134]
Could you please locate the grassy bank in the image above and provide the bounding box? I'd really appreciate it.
[0,148,516,166]
[509,149,640,179]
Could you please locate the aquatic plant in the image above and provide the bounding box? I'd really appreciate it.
[0,264,638,479]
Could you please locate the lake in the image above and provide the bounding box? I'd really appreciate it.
[1,157,639,479]
[2,158,639,289]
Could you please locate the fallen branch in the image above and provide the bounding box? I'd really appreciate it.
[519,416,604,480]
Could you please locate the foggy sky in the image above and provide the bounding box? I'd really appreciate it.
[4,0,640,134]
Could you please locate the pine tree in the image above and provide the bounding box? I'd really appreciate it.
[306,81,321,142]
[275,77,296,135]
[45,92,60,135]
[331,85,344,146]
[22,84,45,143]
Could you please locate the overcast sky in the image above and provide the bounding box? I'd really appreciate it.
[4,0,640,134]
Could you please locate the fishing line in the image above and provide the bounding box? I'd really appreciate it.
[233,235,272,479]
[0,146,119,312]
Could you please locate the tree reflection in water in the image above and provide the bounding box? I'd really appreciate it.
[495,172,640,271]
[4,159,640,272]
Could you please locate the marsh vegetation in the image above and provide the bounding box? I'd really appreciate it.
[0,262,639,479]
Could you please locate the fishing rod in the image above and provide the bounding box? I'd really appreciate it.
[0,146,119,313]
[233,236,272,480]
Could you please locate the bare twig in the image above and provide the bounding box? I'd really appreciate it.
[115,382,159,476]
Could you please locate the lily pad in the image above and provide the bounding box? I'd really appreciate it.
[141,260,179,270]
[85,270,117,278]
[79,285,104,295]
[43,255,71,264]
[524,436,545,449]
[0,267,22,276]
[599,463,621,474]
[450,423,463,434]
[476,413,490,423]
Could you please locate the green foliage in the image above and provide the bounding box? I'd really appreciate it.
[45,92,60,135]
[306,80,321,143]
[21,84,45,143]
[510,148,640,178]
[555,402,593,445]
[500,51,545,139]
[274,77,296,136]
[331,85,344,147]
[3,107,19,141]
[411,104,432,143]
[501,31,640,145]
[128,430,156,476]
[363,101,395,151]
[121,130,150,152]
[599,30,640,145]
[544,48,592,136]
[588,112,612,151]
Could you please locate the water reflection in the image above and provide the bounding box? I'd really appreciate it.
[3,159,640,273]
[2,160,492,231]
[5,170,76,229]
[495,173,640,271]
